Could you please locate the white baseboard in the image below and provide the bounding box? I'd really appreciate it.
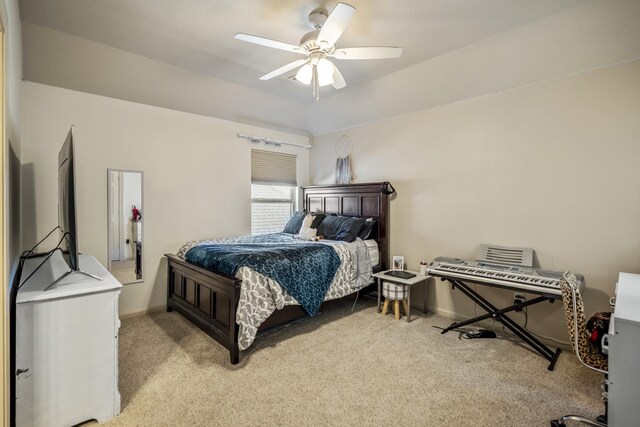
[119,304,167,320]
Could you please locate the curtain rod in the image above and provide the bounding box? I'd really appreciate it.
[237,133,311,149]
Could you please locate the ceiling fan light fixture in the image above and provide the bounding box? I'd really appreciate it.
[317,58,335,86]
[318,75,334,87]
[295,64,313,85]
[235,2,403,100]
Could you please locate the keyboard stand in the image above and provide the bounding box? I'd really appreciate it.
[438,277,562,371]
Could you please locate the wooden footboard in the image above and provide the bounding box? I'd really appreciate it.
[165,254,241,364]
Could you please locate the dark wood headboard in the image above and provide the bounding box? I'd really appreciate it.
[301,182,391,270]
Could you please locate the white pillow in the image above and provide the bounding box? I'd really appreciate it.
[296,214,317,240]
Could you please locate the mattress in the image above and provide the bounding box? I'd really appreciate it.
[363,239,379,266]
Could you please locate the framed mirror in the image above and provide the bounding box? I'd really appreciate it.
[107,169,143,284]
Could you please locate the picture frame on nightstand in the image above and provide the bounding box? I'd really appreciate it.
[392,256,404,270]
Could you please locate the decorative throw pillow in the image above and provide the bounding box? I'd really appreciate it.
[317,215,366,243]
[282,211,307,234]
[357,218,376,240]
[309,212,327,229]
[296,214,317,240]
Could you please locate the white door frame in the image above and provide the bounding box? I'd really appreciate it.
[108,170,122,262]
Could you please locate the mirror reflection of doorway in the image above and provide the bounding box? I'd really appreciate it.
[108,169,143,284]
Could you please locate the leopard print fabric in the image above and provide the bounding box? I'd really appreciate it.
[559,271,608,372]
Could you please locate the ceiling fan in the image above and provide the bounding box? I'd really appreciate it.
[234,2,403,100]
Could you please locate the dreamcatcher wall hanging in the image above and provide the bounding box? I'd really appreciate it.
[335,135,353,184]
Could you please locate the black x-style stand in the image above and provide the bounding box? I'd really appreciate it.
[438,277,561,371]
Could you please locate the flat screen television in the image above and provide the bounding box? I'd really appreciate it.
[58,127,79,271]
[46,126,101,289]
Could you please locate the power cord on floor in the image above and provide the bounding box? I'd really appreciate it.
[431,325,496,340]
[351,291,360,312]
[445,282,571,344]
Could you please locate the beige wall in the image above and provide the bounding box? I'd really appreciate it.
[21,82,310,316]
[22,23,310,135]
[310,59,640,343]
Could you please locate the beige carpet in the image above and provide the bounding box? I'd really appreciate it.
[110,260,137,284]
[99,299,602,426]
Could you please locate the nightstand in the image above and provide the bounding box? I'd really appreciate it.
[373,270,429,322]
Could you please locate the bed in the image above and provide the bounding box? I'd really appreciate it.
[165,182,392,364]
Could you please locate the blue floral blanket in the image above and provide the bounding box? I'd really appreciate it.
[184,234,341,316]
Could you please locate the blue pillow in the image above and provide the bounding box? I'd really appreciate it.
[317,215,366,243]
[357,218,376,240]
[282,211,307,234]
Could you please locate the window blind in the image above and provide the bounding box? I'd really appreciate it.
[251,149,297,186]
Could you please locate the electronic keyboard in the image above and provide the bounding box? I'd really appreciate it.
[426,257,585,296]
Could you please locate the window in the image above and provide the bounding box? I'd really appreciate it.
[251,150,297,235]
[251,184,296,234]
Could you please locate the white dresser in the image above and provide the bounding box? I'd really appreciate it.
[608,272,640,427]
[16,252,122,427]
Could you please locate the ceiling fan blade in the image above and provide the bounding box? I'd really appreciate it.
[330,47,403,60]
[234,33,306,54]
[331,63,346,89]
[260,59,309,80]
[317,3,355,48]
